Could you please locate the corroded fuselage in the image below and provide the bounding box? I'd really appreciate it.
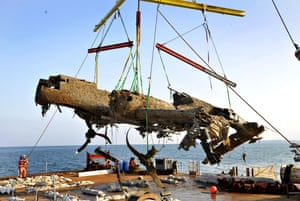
[35,74,264,164]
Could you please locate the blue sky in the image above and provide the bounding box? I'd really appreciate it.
[0,0,299,147]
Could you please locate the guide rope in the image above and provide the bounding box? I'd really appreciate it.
[27,110,58,157]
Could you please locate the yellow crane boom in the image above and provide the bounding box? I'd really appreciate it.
[141,0,245,17]
[93,0,126,32]
[94,0,244,32]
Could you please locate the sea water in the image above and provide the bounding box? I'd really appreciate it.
[0,140,298,178]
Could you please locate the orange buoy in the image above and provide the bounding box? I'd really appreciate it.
[210,185,217,194]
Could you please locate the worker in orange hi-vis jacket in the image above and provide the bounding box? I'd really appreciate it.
[18,155,28,178]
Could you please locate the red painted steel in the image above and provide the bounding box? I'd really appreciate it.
[88,41,134,53]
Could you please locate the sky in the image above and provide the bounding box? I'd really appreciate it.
[0,0,300,147]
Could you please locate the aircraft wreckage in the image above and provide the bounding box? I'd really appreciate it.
[35,74,264,165]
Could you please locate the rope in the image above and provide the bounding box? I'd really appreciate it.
[27,109,58,157]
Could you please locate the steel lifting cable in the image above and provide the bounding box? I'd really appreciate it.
[158,10,214,72]
[144,3,161,150]
[94,10,131,86]
[118,10,131,41]
[149,3,163,146]
[164,24,203,45]
[94,14,119,85]
[229,86,294,146]
[112,10,139,90]
[76,10,119,79]
[271,0,299,50]
[158,9,232,107]
[201,11,232,108]
[117,6,143,92]
[202,10,214,91]
[157,17,204,98]
[156,8,202,94]
[74,23,105,78]
[271,0,300,61]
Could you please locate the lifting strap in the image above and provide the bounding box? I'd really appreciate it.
[115,48,135,90]
[157,49,172,99]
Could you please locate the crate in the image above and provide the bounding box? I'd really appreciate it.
[155,158,173,170]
